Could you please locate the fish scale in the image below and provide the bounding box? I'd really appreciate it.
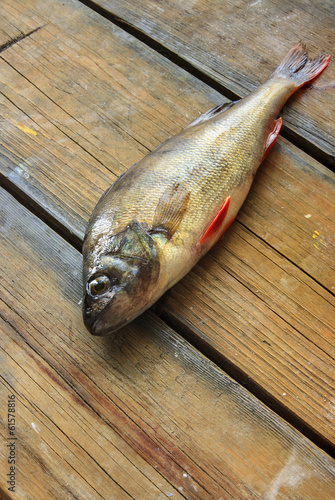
[82,43,330,335]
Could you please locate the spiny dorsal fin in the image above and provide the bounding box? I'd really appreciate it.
[185,100,238,128]
[151,182,190,239]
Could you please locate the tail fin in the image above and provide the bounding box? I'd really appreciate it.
[274,42,330,88]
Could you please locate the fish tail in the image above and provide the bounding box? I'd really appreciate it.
[274,42,330,88]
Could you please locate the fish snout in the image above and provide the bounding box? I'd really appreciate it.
[82,287,125,336]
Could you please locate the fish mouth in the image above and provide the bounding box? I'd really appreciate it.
[84,314,127,336]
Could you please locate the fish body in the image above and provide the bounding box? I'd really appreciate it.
[83,43,330,335]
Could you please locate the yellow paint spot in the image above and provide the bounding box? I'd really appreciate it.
[312,229,327,253]
[17,123,38,136]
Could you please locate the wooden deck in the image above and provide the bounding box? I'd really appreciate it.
[0,0,334,498]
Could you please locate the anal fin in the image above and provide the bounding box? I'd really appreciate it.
[262,117,282,161]
[151,182,190,240]
[198,196,231,246]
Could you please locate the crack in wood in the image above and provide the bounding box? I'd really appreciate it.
[0,26,45,53]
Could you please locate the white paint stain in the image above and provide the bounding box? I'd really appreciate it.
[264,453,310,500]
[31,422,40,434]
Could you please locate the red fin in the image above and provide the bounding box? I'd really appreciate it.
[198,196,231,245]
[275,43,330,88]
[262,117,282,161]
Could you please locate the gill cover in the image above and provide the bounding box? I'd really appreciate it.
[83,221,160,335]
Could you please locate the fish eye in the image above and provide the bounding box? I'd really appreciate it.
[88,275,111,296]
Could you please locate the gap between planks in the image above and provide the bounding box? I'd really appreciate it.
[78,0,334,171]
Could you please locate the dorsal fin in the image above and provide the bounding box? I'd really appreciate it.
[185,101,238,129]
[150,182,190,240]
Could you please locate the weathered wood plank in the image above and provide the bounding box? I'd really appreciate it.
[0,0,334,446]
[93,0,335,166]
[1,186,335,499]
[237,138,335,290]
[163,218,335,446]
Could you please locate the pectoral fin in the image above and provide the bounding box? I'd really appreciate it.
[151,182,190,239]
[198,196,231,246]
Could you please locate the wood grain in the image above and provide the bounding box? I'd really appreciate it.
[1,186,335,499]
[0,0,334,447]
[93,0,335,166]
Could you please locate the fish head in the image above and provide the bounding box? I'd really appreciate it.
[82,221,160,335]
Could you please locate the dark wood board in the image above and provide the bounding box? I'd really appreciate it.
[1,186,335,499]
[93,0,335,166]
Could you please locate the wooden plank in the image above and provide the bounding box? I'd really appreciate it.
[93,0,335,166]
[0,0,334,447]
[1,186,335,499]
[163,218,335,446]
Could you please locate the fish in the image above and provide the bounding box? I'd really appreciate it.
[82,42,330,336]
